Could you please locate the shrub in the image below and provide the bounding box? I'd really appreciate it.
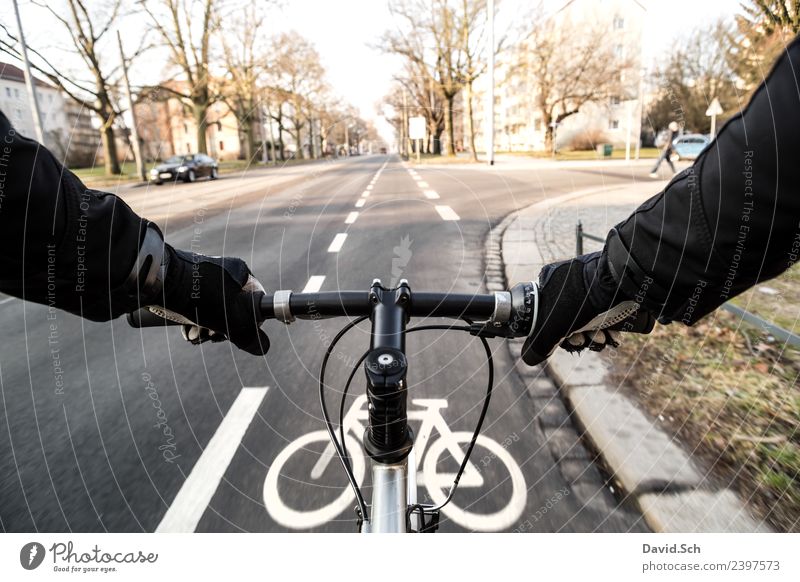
[568,128,609,151]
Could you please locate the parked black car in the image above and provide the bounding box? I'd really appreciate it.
[149,154,218,185]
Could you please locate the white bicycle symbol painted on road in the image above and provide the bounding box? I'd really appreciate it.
[264,395,527,531]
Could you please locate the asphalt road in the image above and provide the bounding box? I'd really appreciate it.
[0,154,658,532]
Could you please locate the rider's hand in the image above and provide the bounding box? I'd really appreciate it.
[521,251,655,366]
[157,245,270,356]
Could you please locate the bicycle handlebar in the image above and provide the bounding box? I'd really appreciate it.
[260,290,499,321]
[126,280,538,339]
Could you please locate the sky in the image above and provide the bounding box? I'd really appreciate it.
[9,0,741,142]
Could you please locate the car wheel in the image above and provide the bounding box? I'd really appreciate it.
[185,170,196,183]
[154,181,163,186]
[210,167,218,180]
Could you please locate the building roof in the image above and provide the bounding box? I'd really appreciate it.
[0,61,55,89]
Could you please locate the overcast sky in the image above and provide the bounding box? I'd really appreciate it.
[11,0,740,141]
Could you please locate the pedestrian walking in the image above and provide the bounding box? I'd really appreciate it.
[649,121,679,177]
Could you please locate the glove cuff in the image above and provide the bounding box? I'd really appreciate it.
[123,224,167,305]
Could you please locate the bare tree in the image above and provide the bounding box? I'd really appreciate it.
[4,0,136,174]
[141,0,219,154]
[382,0,458,156]
[646,20,738,134]
[265,32,325,159]
[217,0,272,161]
[519,11,631,152]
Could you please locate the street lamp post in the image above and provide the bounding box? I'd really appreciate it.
[486,0,495,166]
[12,0,45,144]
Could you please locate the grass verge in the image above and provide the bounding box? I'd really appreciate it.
[609,295,800,532]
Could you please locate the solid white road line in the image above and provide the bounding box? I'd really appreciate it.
[435,205,460,221]
[417,180,430,188]
[302,276,326,293]
[345,211,359,224]
[423,189,440,199]
[355,199,366,208]
[156,387,269,533]
[0,297,14,306]
[327,233,348,253]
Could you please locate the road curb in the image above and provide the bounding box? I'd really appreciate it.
[488,187,772,533]
[483,203,649,532]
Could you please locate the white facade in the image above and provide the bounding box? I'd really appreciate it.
[0,63,69,154]
[470,0,645,152]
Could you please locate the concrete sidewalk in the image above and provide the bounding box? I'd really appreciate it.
[486,181,771,533]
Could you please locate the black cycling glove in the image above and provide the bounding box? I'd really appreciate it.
[154,245,270,356]
[520,251,655,366]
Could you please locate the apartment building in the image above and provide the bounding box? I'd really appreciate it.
[470,0,645,152]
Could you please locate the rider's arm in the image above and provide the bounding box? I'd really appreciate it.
[0,109,268,354]
[522,34,800,364]
[607,33,800,324]
[0,108,147,321]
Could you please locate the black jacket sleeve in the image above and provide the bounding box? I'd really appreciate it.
[605,34,800,325]
[0,110,150,321]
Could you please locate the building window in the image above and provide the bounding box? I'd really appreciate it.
[614,44,624,59]
[14,108,22,119]
[5,87,10,97]
[186,142,191,153]
[219,140,225,151]
[613,16,624,30]
[14,88,20,98]
[184,123,189,135]
[610,95,621,106]
[609,119,620,130]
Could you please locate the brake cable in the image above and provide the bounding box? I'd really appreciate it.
[404,322,495,531]
[321,319,495,532]
[319,315,370,522]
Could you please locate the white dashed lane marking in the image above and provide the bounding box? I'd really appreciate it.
[361,191,370,198]
[327,233,348,253]
[423,189,440,199]
[345,211,359,224]
[435,205,460,221]
[355,199,365,208]
[156,387,269,533]
[302,276,326,293]
[417,181,430,188]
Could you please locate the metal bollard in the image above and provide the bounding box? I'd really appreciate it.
[575,220,584,256]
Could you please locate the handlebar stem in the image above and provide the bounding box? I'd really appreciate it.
[363,280,414,464]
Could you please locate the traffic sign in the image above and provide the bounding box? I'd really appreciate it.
[706,98,723,117]
[409,116,426,140]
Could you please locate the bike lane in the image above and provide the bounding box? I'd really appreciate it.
[165,156,648,532]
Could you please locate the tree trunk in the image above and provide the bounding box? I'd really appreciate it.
[444,94,456,156]
[242,116,256,161]
[542,111,554,154]
[433,130,443,155]
[194,102,208,154]
[294,126,304,159]
[101,122,121,175]
[278,125,285,161]
[465,81,478,162]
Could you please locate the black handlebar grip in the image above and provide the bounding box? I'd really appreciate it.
[127,307,181,328]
